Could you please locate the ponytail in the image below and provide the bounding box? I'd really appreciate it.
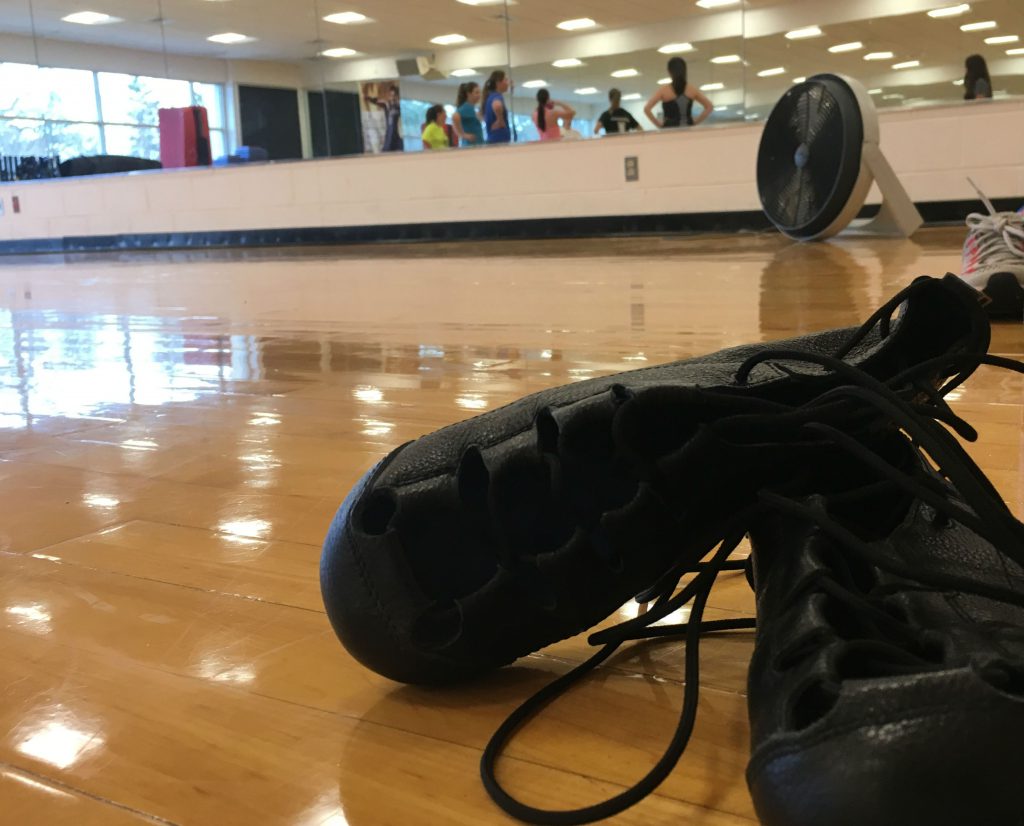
[668,57,688,97]
[536,88,549,132]
[456,81,478,107]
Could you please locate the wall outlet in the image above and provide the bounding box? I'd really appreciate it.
[11,195,20,214]
[624,156,639,182]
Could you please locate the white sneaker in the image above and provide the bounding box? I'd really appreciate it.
[961,180,1024,319]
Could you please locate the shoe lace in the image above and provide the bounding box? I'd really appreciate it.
[965,177,1024,270]
[480,300,1024,825]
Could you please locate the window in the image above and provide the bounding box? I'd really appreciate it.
[0,63,229,165]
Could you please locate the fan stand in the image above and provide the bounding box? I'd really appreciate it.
[843,144,923,238]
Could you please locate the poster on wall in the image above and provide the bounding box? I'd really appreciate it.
[360,80,404,153]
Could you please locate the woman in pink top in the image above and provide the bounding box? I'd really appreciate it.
[532,89,575,141]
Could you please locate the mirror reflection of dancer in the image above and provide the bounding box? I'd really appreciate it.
[482,70,512,144]
[365,84,404,152]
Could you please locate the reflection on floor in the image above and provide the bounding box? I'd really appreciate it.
[0,230,1021,825]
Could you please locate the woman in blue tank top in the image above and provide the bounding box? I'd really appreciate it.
[482,70,512,144]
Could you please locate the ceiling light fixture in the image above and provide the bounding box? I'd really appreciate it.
[893,60,920,69]
[574,87,599,94]
[611,68,640,78]
[322,11,368,24]
[320,47,357,57]
[658,42,694,54]
[960,20,996,31]
[450,68,479,77]
[552,58,583,68]
[864,51,895,60]
[557,18,596,31]
[927,4,970,17]
[621,93,642,100]
[1007,47,1024,55]
[62,11,121,24]
[430,33,467,45]
[700,82,725,91]
[207,32,255,44]
[882,93,905,100]
[952,78,965,84]
[868,88,883,94]
[457,0,510,5]
[696,0,739,7]
[657,77,671,84]
[793,76,807,83]
[522,79,547,88]
[828,41,863,52]
[984,34,1018,44]
[757,67,785,77]
[711,54,742,64]
[785,26,823,39]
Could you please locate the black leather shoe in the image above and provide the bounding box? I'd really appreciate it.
[747,411,1024,826]
[321,275,990,685]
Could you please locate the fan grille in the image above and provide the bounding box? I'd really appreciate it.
[757,76,864,239]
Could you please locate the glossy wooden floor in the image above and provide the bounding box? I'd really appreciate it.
[0,230,1021,826]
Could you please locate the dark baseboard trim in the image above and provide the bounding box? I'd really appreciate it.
[0,197,1018,255]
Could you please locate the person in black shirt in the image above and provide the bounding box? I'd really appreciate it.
[595,89,642,135]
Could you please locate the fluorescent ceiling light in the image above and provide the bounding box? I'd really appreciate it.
[1007,47,1024,55]
[757,67,785,77]
[574,87,599,94]
[323,11,368,24]
[960,20,996,31]
[552,58,583,68]
[793,76,807,83]
[828,41,863,53]
[450,68,479,77]
[62,11,121,24]
[696,0,739,7]
[557,18,596,31]
[457,0,511,4]
[927,4,970,17]
[700,82,724,91]
[883,93,904,100]
[430,33,467,45]
[522,79,547,88]
[864,51,894,60]
[207,32,255,44]
[745,113,758,120]
[621,93,642,101]
[320,47,358,57]
[711,54,742,64]
[658,42,694,54]
[657,77,671,84]
[952,78,965,84]
[893,60,920,69]
[985,34,1018,44]
[611,68,640,78]
[868,88,883,94]
[786,26,823,39]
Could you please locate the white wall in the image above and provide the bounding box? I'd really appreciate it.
[1,98,1022,244]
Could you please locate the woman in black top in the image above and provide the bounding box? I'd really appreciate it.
[963,54,992,100]
[643,57,714,129]
[595,89,642,135]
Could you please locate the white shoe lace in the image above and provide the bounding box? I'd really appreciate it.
[965,178,1024,271]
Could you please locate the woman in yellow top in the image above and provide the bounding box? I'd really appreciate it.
[422,105,450,150]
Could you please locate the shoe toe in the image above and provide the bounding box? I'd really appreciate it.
[320,450,483,685]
